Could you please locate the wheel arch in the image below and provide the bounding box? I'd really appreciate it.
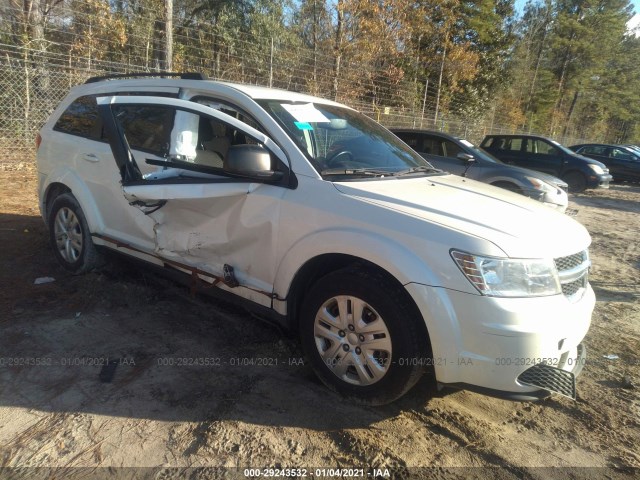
[43,182,71,224]
[41,167,106,233]
[285,252,432,356]
[561,169,588,192]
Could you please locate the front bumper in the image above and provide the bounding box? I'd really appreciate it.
[588,173,612,189]
[405,283,595,399]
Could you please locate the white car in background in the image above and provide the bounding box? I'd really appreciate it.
[36,73,594,404]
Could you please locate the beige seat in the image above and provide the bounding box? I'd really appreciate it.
[195,149,224,168]
[194,119,228,168]
[202,121,231,160]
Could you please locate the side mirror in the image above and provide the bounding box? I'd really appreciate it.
[457,152,475,163]
[224,144,284,180]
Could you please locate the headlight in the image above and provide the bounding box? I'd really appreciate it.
[587,164,605,175]
[525,176,555,193]
[451,250,561,297]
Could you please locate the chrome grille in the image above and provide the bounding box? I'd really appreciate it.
[555,252,586,271]
[555,250,589,301]
[562,278,586,297]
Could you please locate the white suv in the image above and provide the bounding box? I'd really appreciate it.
[36,73,594,404]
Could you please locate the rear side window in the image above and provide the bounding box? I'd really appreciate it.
[54,96,101,139]
[395,133,418,148]
[422,137,443,156]
[485,137,522,151]
[113,106,175,156]
[505,138,523,151]
[582,145,607,155]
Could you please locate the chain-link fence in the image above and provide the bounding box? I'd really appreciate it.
[0,42,590,167]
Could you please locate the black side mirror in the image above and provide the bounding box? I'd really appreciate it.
[457,152,475,163]
[457,152,475,177]
[224,144,284,181]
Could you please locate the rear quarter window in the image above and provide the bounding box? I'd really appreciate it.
[53,96,101,139]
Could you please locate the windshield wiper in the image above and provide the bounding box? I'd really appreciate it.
[321,167,392,177]
[393,165,442,177]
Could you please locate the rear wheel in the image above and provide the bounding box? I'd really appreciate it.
[48,193,102,274]
[562,171,587,193]
[300,267,428,405]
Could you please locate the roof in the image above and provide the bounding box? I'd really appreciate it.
[74,75,346,108]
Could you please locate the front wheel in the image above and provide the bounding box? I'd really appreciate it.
[562,171,587,193]
[48,193,102,274]
[300,267,428,405]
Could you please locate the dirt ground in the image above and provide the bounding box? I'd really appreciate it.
[0,163,638,479]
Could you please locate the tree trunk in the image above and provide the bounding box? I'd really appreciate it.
[434,43,446,127]
[332,0,344,101]
[165,0,173,71]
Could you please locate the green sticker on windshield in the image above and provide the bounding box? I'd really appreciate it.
[294,121,313,131]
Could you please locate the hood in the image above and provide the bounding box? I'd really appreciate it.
[571,152,608,168]
[333,174,590,258]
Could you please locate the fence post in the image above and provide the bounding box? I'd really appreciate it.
[420,78,428,129]
[269,37,274,88]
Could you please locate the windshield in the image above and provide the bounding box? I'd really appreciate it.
[458,138,505,164]
[257,100,437,177]
[549,139,577,156]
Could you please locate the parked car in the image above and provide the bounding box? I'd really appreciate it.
[568,144,640,183]
[37,73,594,404]
[391,129,568,212]
[480,134,612,192]
[622,144,640,154]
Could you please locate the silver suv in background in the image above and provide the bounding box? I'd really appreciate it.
[392,129,568,212]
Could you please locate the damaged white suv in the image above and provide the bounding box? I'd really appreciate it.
[37,73,594,404]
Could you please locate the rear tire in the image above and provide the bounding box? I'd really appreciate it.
[48,193,102,274]
[300,267,428,405]
[562,171,587,193]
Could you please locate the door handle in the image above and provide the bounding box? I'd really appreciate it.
[82,153,99,162]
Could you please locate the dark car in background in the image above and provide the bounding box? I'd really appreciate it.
[569,144,640,183]
[392,129,568,212]
[480,134,612,192]
[622,144,640,154]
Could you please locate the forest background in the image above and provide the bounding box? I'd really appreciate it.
[1,0,639,161]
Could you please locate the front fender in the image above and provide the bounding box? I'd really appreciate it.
[273,227,440,314]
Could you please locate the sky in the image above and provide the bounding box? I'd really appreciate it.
[514,0,640,35]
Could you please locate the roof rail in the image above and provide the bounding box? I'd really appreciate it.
[85,72,207,84]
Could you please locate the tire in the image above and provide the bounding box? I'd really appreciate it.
[300,267,428,405]
[48,193,102,274]
[562,171,587,193]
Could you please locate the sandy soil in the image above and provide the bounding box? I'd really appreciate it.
[0,164,638,478]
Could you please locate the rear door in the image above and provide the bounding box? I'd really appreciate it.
[97,96,291,307]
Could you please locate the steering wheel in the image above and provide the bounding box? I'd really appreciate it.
[326,150,354,168]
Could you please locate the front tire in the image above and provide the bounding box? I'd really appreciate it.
[48,193,102,274]
[562,171,587,193]
[300,267,428,405]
